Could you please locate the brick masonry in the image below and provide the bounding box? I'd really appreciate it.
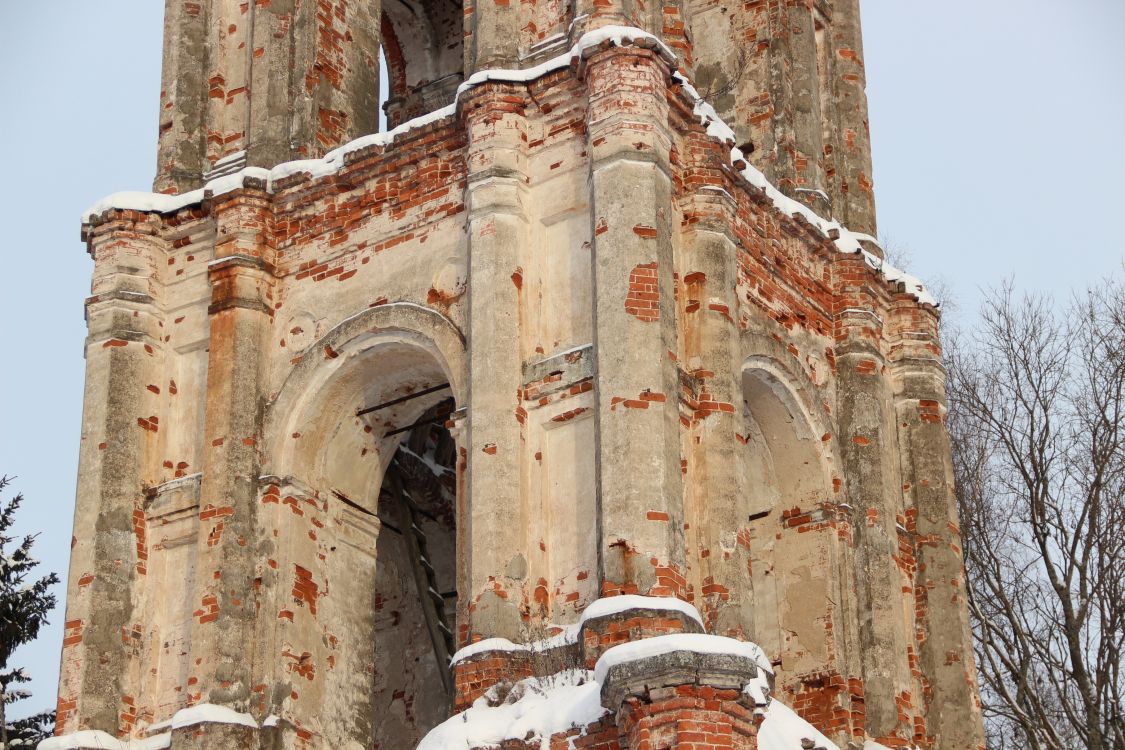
[54,1,985,749]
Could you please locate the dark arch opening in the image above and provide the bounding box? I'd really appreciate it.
[279,336,462,747]
[365,395,458,746]
[379,0,464,128]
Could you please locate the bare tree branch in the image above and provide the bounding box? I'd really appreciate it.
[947,279,1125,749]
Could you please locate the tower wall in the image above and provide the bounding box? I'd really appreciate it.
[156,0,382,193]
[53,4,982,750]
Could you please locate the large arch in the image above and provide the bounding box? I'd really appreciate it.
[738,355,854,712]
[261,304,466,747]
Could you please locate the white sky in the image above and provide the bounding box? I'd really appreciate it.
[0,0,1122,723]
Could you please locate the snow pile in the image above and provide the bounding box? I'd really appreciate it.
[39,704,257,750]
[592,632,771,683]
[450,595,705,665]
[38,731,170,750]
[417,670,607,750]
[756,699,840,750]
[81,25,933,306]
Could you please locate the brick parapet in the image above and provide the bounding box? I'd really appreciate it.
[453,604,704,710]
[604,650,766,750]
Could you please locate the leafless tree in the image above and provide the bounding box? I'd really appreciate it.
[946,280,1125,750]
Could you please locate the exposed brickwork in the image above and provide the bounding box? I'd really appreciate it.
[59,5,984,749]
[624,263,660,322]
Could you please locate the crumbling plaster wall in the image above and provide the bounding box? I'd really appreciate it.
[63,11,982,747]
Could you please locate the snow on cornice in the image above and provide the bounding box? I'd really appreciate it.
[39,704,258,750]
[448,595,704,665]
[81,25,934,306]
[38,731,170,750]
[592,632,772,684]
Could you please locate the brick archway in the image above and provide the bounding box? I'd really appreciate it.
[260,308,465,746]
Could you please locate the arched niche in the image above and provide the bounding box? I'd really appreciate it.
[263,307,465,747]
[380,0,464,128]
[739,358,848,705]
[741,363,829,519]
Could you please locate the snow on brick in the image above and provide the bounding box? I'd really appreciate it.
[757,699,841,750]
[592,632,772,683]
[450,596,703,665]
[417,670,607,750]
[79,27,934,306]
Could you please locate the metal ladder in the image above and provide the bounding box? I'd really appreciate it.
[386,457,456,702]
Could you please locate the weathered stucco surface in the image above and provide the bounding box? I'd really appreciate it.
[55,1,985,749]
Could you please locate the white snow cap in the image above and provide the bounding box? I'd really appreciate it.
[450,595,704,664]
[593,632,772,683]
[169,703,258,731]
[578,594,704,628]
[418,670,607,750]
[38,704,258,750]
[81,25,934,306]
[38,730,170,750]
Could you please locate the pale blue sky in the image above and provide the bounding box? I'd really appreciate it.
[0,0,1121,722]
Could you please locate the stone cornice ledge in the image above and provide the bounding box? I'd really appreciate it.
[39,704,263,750]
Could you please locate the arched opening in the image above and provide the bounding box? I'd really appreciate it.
[271,332,461,748]
[379,0,464,128]
[365,391,458,746]
[740,364,843,705]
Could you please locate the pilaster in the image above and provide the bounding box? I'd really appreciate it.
[674,136,751,636]
[832,257,916,746]
[888,303,985,750]
[175,182,276,747]
[462,83,533,642]
[59,214,168,736]
[788,0,829,212]
[465,0,522,72]
[156,0,382,191]
[585,44,686,598]
[155,0,208,193]
[826,0,876,236]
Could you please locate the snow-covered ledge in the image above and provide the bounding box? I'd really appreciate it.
[594,632,773,711]
[39,704,258,750]
[81,26,935,308]
[450,594,705,665]
[38,731,170,750]
[421,627,866,750]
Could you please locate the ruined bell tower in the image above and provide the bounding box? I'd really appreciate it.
[51,1,985,748]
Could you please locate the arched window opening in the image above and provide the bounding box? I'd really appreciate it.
[380,0,464,129]
[378,46,390,133]
[278,337,460,748]
[364,394,458,746]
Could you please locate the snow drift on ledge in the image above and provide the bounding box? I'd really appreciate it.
[81,26,935,308]
[417,668,837,750]
[38,598,917,750]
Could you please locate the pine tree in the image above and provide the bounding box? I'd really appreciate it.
[0,476,60,749]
